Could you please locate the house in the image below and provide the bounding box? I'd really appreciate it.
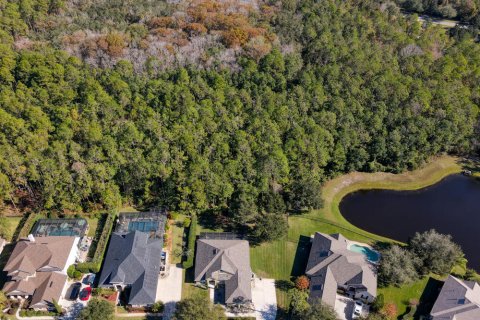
[305,232,377,307]
[98,211,167,306]
[2,236,79,310]
[194,233,253,308]
[429,275,480,320]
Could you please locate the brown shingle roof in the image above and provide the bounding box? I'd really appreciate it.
[4,237,75,279]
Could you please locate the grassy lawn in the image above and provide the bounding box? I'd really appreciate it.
[4,216,22,241]
[248,155,477,318]
[86,217,98,237]
[170,217,185,265]
[181,268,209,299]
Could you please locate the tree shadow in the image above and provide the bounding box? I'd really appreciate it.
[198,208,231,232]
[414,277,444,319]
[290,235,312,277]
[372,240,393,252]
[0,243,15,287]
[457,157,480,179]
[275,279,294,293]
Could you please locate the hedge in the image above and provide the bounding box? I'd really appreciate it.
[14,212,46,241]
[77,211,116,273]
[19,310,56,317]
[182,214,197,269]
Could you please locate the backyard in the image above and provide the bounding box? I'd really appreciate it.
[249,155,479,318]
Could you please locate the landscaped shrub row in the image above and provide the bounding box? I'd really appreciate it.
[182,214,197,269]
[19,310,56,317]
[14,212,46,241]
[77,211,116,273]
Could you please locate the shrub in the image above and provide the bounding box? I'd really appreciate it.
[381,303,398,320]
[182,214,197,269]
[151,301,164,313]
[183,217,191,228]
[19,310,56,317]
[295,276,310,291]
[67,265,76,278]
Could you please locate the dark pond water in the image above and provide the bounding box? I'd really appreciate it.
[339,174,480,271]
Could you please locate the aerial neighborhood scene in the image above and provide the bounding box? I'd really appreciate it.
[0,0,480,319]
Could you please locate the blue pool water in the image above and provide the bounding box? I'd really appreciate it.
[128,221,158,232]
[348,244,380,262]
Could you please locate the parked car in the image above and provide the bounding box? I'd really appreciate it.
[83,273,96,286]
[69,282,82,300]
[79,286,92,301]
[352,300,363,319]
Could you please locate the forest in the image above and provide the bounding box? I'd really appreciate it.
[0,0,479,236]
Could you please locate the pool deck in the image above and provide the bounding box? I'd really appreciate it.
[347,239,374,250]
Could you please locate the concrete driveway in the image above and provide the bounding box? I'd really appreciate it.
[252,278,277,320]
[335,295,354,320]
[156,264,183,319]
[334,294,369,320]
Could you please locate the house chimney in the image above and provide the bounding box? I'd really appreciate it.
[27,234,35,242]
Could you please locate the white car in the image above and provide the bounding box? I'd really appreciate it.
[352,300,363,319]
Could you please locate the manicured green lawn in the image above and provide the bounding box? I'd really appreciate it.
[170,217,185,265]
[181,269,209,299]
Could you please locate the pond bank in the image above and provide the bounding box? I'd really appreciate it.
[315,155,465,244]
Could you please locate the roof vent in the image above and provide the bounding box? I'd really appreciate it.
[27,234,35,242]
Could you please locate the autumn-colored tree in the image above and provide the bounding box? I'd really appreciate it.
[148,16,175,29]
[184,23,208,37]
[295,276,310,291]
[98,32,127,57]
[381,303,398,320]
[223,28,248,47]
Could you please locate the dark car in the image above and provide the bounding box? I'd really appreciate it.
[69,282,82,300]
[79,286,92,301]
[83,274,96,286]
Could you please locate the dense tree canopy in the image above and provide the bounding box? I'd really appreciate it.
[409,229,464,275]
[0,0,479,236]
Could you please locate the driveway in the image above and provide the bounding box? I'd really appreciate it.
[334,294,369,320]
[156,264,183,319]
[335,295,354,320]
[58,278,89,320]
[252,278,277,320]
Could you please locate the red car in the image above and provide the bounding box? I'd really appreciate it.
[79,286,92,301]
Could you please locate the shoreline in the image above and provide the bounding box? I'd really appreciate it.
[305,155,464,244]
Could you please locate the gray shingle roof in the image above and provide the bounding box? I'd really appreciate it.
[98,231,162,306]
[194,238,252,304]
[430,275,480,320]
[306,232,377,306]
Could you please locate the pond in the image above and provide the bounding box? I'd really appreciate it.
[339,174,480,271]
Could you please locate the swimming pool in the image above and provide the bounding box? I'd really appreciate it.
[348,244,380,263]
